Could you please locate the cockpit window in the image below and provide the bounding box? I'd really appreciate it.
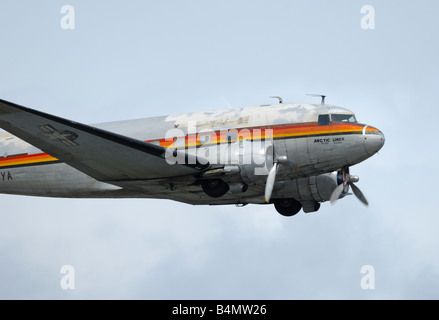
[331,114,357,123]
[318,114,330,126]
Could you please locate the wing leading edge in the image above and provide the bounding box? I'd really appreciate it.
[0,99,209,182]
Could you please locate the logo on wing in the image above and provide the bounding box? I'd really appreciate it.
[38,124,79,146]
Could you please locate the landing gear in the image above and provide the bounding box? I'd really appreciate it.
[273,198,302,217]
[201,179,230,198]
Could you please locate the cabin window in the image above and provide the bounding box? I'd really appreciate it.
[199,135,211,144]
[332,114,357,123]
[318,114,330,126]
[226,131,237,143]
[174,137,185,147]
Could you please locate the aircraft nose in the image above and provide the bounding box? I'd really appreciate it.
[363,126,385,156]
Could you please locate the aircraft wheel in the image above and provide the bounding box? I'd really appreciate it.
[201,179,230,198]
[274,198,302,217]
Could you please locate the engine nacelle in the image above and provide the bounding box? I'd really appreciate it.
[196,138,275,184]
[238,140,275,184]
[274,172,340,213]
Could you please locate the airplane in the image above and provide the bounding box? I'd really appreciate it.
[0,95,384,216]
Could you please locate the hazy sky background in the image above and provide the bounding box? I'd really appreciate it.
[0,0,438,299]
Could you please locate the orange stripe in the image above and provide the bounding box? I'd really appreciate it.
[0,153,58,167]
[0,123,375,167]
[146,122,367,147]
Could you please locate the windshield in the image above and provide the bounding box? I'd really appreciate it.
[331,114,357,123]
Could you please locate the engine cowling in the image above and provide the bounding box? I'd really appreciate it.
[273,172,341,213]
[238,139,275,183]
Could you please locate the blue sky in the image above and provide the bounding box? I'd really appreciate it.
[0,0,438,299]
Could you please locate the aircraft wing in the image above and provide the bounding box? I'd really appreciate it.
[0,99,209,181]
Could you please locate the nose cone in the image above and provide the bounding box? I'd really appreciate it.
[363,126,385,155]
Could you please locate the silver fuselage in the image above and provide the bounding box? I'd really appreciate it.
[0,103,385,206]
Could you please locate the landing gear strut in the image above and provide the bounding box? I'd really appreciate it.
[273,198,302,217]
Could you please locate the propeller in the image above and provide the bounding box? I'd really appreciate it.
[329,167,369,206]
[264,162,278,203]
[264,155,287,203]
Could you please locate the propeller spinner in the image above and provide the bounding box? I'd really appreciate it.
[329,167,369,206]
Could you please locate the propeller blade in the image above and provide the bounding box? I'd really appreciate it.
[349,182,369,207]
[264,162,278,203]
[329,183,345,205]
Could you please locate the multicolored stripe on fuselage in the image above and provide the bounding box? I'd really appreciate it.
[0,122,379,169]
[148,122,379,147]
[0,153,60,169]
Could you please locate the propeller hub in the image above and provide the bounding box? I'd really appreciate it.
[276,155,288,164]
[348,175,359,183]
[330,168,368,206]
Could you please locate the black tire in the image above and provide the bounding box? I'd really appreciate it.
[274,198,302,217]
[201,179,230,198]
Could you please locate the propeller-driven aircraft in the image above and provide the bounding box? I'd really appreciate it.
[0,96,384,216]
